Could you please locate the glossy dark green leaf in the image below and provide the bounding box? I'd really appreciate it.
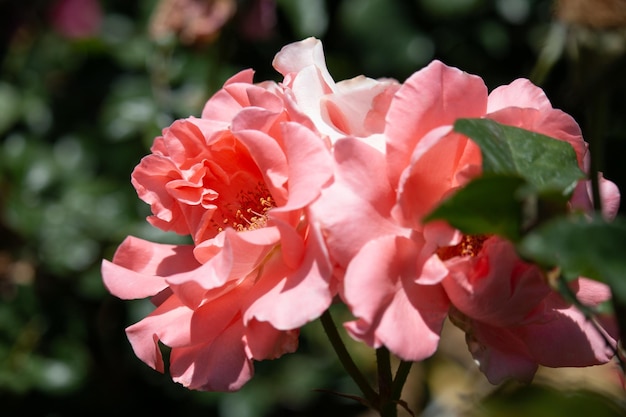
[424,175,526,241]
[517,215,626,303]
[453,118,585,194]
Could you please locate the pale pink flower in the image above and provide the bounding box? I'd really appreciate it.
[102,69,335,391]
[312,59,619,375]
[272,37,401,151]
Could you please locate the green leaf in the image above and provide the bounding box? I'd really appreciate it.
[517,214,626,303]
[424,175,526,241]
[453,118,585,194]
[424,120,584,241]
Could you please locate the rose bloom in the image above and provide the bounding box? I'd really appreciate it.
[101,37,403,391]
[102,67,335,391]
[442,238,618,383]
[311,59,620,382]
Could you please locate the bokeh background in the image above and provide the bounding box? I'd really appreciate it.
[1,0,626,416]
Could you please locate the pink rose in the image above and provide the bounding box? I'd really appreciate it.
[102,69,335,391]
[312,59,619,375]
[442,238,617,383]
[311,61,497,360]
[132,69,316,245]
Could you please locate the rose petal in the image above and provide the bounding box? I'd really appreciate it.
[385,60,488,185]
[517,283,617,367]
[243,223,333,329]
[443,238,551,327]
[271,122,333,213]
[244,319,299,360]
[487,78,552,113]
[101,236,199,299]
[465,319,538,384]
[169,320,253,391]
[272,37,335,91]
[125,295,194,372]
[310,137,405,268]
[393,128,478,229]
[230,128,289,203]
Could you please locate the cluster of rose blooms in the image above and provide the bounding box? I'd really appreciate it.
[102,38,620,392]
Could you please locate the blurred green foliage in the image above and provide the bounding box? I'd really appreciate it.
[1,0,625,416]
[473,383,626,417]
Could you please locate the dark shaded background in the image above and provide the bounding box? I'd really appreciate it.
[1,0,625,416]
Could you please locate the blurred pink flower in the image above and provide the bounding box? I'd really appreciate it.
[102,69,335,391]
[149,0,236,45]
[312,59,619,376]
[238,0,277,41]
[50,0,102,39]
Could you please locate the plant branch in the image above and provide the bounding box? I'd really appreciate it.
[585,89,607,214]
[376,347,395,417]
[391,360,412,402]
[320,310,379,407]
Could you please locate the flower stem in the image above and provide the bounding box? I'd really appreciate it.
[319,310,379,407]
[376,347,396,417]
[391,360,412,401]
[375,349,415,417]
[585,89,607,213]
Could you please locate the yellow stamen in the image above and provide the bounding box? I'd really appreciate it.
[210,182,275,233]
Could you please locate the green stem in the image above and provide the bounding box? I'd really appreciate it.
[529,22,567,86]
[376,350,415,417]
[391,360,412,402]
[376,347,395,417]
[319,310,379,407]
[585,89,607,213]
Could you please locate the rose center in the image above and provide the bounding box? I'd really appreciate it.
[436,234,488,260]
[212,181,276,233]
